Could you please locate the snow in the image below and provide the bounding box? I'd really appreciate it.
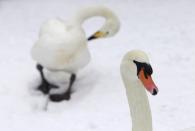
[0,0,195,131]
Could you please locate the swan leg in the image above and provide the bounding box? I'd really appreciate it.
[36,64,58,94]
[49,74,76,102]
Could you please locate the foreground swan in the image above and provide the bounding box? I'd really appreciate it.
[31,6,120,102]
[120,50,195,131]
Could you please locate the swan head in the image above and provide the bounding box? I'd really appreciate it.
[88,10,120,40]
[121,50,158,95]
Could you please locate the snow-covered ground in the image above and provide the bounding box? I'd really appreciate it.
[0,0,195,131]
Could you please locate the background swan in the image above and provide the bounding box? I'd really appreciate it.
[120,50,195,131]
[31,6,120,102]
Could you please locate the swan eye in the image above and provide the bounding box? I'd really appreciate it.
[144,63,153,75]
[133,60,153,79]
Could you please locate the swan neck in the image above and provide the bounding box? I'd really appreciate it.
[73,6,117,25]
[121,71,153,131]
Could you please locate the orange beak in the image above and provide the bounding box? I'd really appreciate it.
[138,68,158,95]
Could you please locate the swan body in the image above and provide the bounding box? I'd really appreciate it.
[31,6,120,73]
[31,6,120,101]
[32,18,89,73]
[120,50,195,131]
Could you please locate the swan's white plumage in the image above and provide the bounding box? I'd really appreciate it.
[31,18,90,73]
[121,50,195,131]
[73,6,120,37]
[31,6,120,75]
[120,50,153,131]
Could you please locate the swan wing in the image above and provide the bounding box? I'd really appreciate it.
[31,19,90,71]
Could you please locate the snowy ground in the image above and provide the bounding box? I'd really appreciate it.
[0,0,195,131]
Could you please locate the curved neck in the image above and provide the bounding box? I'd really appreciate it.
[121,69,153,131]
[72,6,118,25]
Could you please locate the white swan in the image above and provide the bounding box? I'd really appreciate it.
[31,6,120,102]
[120,50,195,131]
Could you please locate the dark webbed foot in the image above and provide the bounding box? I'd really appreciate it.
[36,63,59,94]
[37,82,59,94]
[49,74,76,102]
[49,91,71,102]
[37,82,50,94]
